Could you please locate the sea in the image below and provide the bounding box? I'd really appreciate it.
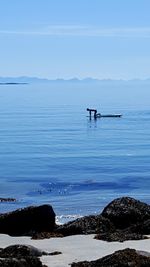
[0,80,150,224]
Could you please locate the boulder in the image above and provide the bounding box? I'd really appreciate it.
[56,215,114,236]
[94,230,147,242]
[0,257,44,267]
[0,245,48,267]
[0,205,56,236]
[132,219,150,235]
[0,245,48,257]
[101,197,150,229]
[71,248,150,267]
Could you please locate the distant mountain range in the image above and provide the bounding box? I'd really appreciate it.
[0,76,150,84]
[0,76,117,84]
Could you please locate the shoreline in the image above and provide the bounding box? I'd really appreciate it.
[1,234,150,267]
[1,196,150,266]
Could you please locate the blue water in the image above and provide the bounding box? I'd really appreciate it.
[0,81,150,223]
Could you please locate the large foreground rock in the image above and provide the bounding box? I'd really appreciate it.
[0,245,48,257]
[71,248,150,267]
[1,196,150,243]
[0,205,55,236]
[0,257,44,267]
[101,197,150,229]
[0,245,47,267]
[56,197,150,240]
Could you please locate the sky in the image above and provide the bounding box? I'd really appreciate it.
[0,0,150,80]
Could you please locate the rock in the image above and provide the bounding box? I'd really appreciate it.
[71,248,150,267]
[32,231,63,239]
[94,230,147,242]
[137,250,150,257]
[0,245,48,267]
[0,257,44,267]
[49,251,62,256]
[132,219,150,235]
[0,198,16,202]
[101,197,150,229]
[56,215,114,236]
[55,197,150,239]
[0,205,56,236]
[0,245,48,257]
[56,222,83,236]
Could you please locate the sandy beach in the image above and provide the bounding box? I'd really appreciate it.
[0,234,150,267]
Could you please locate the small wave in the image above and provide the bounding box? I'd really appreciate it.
[56,214,83,225]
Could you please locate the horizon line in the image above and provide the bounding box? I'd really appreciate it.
[1,26,150,38]
[1,75,150,82]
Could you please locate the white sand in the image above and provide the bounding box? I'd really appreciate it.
[0,234,150,267]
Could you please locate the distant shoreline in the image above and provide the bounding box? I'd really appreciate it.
[0,82,28,85]
[1,76,150,85]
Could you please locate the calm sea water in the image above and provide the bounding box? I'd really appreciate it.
[0,81,150,223]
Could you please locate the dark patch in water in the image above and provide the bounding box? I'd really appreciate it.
[27,179,138,197]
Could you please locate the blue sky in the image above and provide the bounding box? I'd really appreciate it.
[0,0,150,79]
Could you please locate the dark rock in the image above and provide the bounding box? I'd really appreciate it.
[56,215,114,236]
[94,230,147,242]
[117,219,150,238]
[0,245,48,267]
[71,248,150,267]
[32,231,63,239]
[0,245,48,257]
[49,251,62,256]
[0,257,44,267]
[56,223,83,236]
[131,219,150,235]
[0,205,56,236]
[54,197,150,239]
[101,197,150,229]
[0,198,16,202]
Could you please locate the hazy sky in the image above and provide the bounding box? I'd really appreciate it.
[0,0,150,79]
